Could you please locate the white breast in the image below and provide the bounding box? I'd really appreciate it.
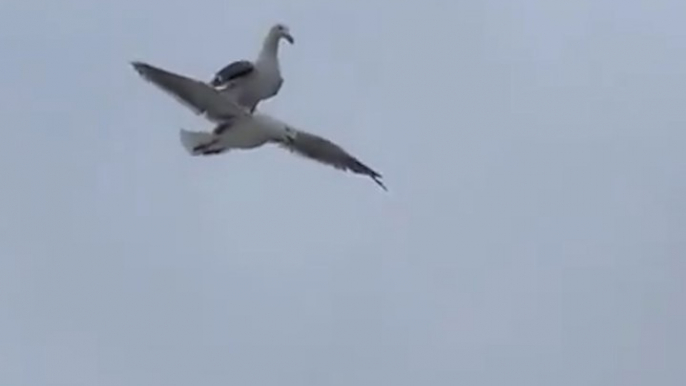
[215,119,274,150]
[253,56,283,98]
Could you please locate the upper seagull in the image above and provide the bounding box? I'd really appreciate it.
[209,23,294,112]
[131,61,387,191]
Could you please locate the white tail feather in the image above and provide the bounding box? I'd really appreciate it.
[179,129,219,155]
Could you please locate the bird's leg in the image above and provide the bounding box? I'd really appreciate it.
[200,148,225,155]
[213,126,228,135]
[213,119,235,135]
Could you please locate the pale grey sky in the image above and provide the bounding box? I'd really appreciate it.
[0,0,684,385]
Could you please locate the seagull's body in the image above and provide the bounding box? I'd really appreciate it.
[210,23,294,112]
[179,113,289,154]
[131,61,387,190]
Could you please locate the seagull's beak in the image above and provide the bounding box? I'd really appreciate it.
[283,33,294,44]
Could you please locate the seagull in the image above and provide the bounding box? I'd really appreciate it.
[209,23,294,113]
[131,61,387,191]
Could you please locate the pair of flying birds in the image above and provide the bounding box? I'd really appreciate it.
[132,23,386,190]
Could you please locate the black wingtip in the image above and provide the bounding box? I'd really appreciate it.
[130,61,152,78]
[130,61,167,81]
[371,175,388,191]
[130,60,145,70]
[348,157,387,191]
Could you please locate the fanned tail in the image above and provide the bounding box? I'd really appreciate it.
[179,129,225,156]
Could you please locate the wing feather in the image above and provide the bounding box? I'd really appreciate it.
[278,130,387,190]
[131,61,248,122]
[210,60,255,86]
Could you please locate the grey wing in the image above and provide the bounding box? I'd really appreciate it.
[278,130,387,191]
[210,60,255,87]
[131,61,247,122]
[216,85,259,113]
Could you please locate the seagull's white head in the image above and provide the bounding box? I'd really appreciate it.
[271,23,294,44]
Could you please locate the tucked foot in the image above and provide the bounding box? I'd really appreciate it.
[193,138,220,154]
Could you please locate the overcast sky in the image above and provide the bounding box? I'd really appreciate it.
[0,0,684,385]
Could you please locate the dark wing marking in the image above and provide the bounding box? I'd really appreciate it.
[131,61,247,122]
[210,60,255,87]
[212,120,238,135]
[278,130,387,191]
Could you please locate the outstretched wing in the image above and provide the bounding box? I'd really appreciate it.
[131,61,248,122]
[210,60,255,87]
[277,130,387,191]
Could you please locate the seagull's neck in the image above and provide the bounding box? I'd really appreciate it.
[257,33,280,64]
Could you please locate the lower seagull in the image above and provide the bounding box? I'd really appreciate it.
[131,61,387,191]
